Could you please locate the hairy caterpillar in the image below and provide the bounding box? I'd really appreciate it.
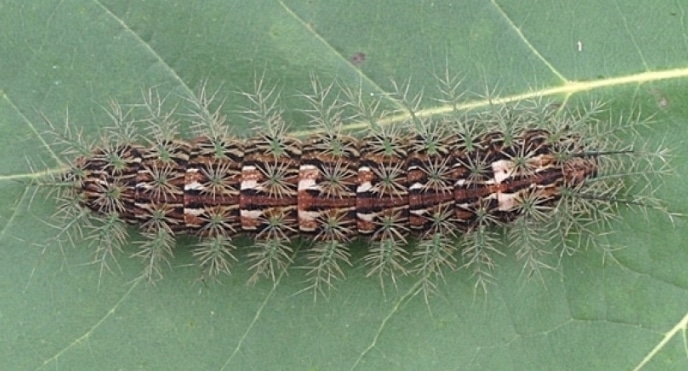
[41,79,671,298]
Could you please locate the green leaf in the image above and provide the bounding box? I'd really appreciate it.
[2,0,687,370]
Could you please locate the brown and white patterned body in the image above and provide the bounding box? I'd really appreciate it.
[74,129,597,241]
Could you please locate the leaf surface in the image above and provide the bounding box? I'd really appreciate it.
[1,1,687,370]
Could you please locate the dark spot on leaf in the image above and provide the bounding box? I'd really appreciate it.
[350,52,366,67]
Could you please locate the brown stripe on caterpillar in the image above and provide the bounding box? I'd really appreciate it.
[356,128,410,239]
[183,136,243,237]
[75,144,142,219]
[297,133,359,241]
[239,133,301,238]
[407,122,456,234]
[133,139,190,233]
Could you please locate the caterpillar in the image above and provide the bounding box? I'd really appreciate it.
[42,79,671,298]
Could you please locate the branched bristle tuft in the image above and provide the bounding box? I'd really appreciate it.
[192,235,238,280]
[299,240,352,300]
[247,239,294,285]
[131,228,175,283]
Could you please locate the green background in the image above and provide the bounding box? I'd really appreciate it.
[1,0,687,370]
